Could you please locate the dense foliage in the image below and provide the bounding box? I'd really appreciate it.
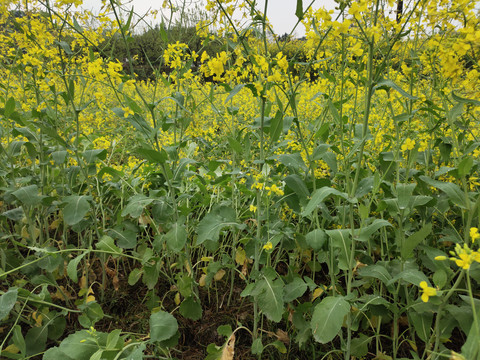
[1,0,480,359]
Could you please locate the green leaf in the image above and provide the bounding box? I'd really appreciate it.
[83,149,107,164]
[373,79,418,100]
[284,174,310,201]
[357,219,392,242]
[387,269,428,287]
[165,222,187,252]
[326,229,352,270]
[452,91,480,106]
[128,268,143,286]
[227,136,243,154]
[252,338,264,355]
[269,110,284,143]
[305,229,327,251]
[311,296,350,344]
[136,147,167,164]
[63,196,91,226]
[13,325,26,355]
[358,264,392,288]
[25,325,48,356]
[179,296,202,321]
[4,96,15,117]
[121,194,154,218]
[278,153,306,172]
[196,206,243,246]
[225,84,244,103]
[409,310,433,343]
[283,277,307,302]
[0,288,18,321]
[149,311,178,342]
[458,156,473,177]
[109,226,137,249]
[295,0,304,20]
[250,270,284,322]
[96,235,122,255]
[67,252,89,283]
[43,330,103,360]
[401,223,432,259]
[461,314,480,359]
[419,176,467,209]
[12,185,42,206]
[302,187,353,217]
[350,334,372,358]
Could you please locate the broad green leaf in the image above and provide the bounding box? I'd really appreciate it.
[136,147,167,164]
[227,136,243,154]
[401,223,432,259]
[278,153,306,172]
[82,149,107,164]
[109,226,137,249]
[196,206,243,246]
[409,310,433,343]
[305,229,327,251]
[12,185,42,206]
[284,174,310,201]
[387,269,428,287]
[42,330,105,360]
[25,325,48,356]
[63,196,91,226]
[13,325,26,355]
[350,334,372,358]
[396,183,416,210]
[357,219,392,242]
[149,311,178,342]
[302,187,353,217]
[283,277,307,302]
[67,252,89,283]
[128,268,143,286]
[121,194,154,218]
[255,275,284,323]
[165,222,187,252]
[96,235,122,255]
[419,176,467,209]
[1,207,24,221]
[461,314,480,359]
[0,288,18,321]
[179,296,202,321]
[311,296,350,343]
[252,338,264,355]
[358,264,392,287]
[126,343,146,360]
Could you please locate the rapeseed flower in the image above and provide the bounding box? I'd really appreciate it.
[419,281,437,302]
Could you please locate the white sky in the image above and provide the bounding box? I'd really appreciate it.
[79,0,339,36]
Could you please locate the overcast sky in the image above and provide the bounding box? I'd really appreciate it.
[79,0,339,36]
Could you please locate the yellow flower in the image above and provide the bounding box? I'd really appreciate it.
[249,204,257,213]
[469,227,480,243]
[122,107,134,118]
[419,281,437,302]
[263,241,273,251]
[401,138,415,152]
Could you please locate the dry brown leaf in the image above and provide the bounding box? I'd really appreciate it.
[214,269,226,281]
[221,333,235,360]
[275,329,289,345]
[112,275,120,291]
